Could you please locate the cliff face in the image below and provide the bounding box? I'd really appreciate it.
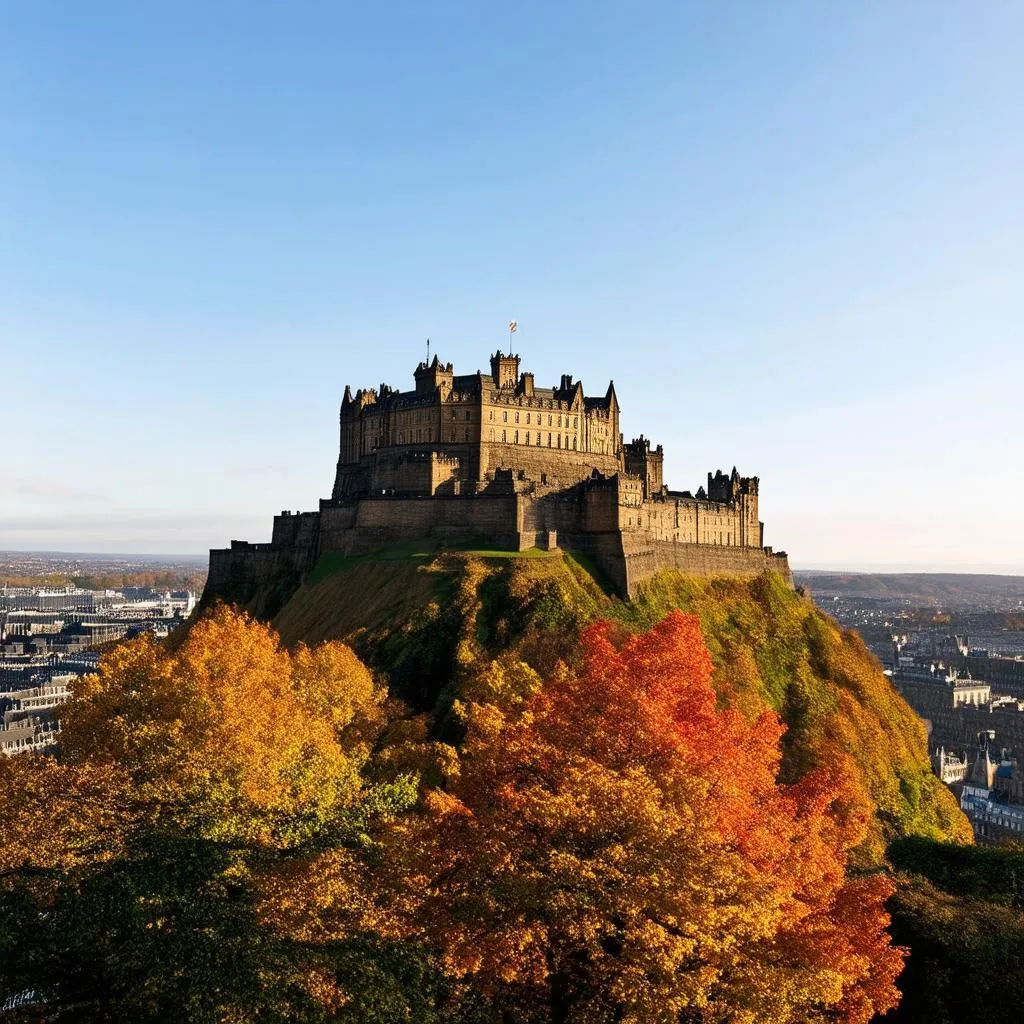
[263,546,969,858]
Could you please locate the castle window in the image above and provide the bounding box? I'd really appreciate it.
[489,410,494,421]
[526,412,531,424]
[515,430,519,443]
[489,429,494,441]
[574,416,578,428]
[573,437,577,450]
[535,433,540,445]
[399,432,404,443]
[515,412,519,423]
[557,435,561,449]
[451,409,457,419]
[503,411,508,423]
[502,429,506,442]
[548,433,552,446]
[464,429,469,441]
[548,414,552,426]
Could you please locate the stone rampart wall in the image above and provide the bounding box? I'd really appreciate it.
[480,443,619,489]
[617,537,792,597]
[271,511,320,549]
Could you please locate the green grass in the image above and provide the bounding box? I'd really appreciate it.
[304,539,557,586]
[454,547,556,560]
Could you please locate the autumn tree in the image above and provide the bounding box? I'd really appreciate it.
[0,605,467,1022]
[387,610,904,1023]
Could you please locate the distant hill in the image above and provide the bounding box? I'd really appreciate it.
[795,571,1024,607]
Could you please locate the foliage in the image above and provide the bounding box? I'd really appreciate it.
[883,839,1024,1024]
[386,611,904,1023]
[2,554,982,1022]
[275,553,967,857]
[0,605,442,1022]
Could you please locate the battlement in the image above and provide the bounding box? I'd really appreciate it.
[206,347,788,605]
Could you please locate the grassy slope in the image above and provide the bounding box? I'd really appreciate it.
[270,546,970,858]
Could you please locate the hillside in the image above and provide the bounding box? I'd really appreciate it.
[2,544,977,1021]
[270,544,970,859]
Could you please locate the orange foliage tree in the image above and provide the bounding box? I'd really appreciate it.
[0,606,431,1022]
[388,610,904,1023]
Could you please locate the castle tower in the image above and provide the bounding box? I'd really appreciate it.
[623,435,664,499]
[414,354,454,398]
[490,350,520,390]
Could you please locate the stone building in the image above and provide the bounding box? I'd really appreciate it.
[206,350,790,603]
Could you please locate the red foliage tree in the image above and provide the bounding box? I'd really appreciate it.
[391,610,904,1022]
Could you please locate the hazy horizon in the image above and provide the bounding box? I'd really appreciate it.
[3,545,1024,579]
[4,2,1021,566]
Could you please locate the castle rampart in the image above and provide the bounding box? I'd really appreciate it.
[204,349,791,607]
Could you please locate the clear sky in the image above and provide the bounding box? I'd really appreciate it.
[2,1,1022,570]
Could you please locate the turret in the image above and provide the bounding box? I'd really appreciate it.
[623,435,664,498]
[490,350,520,390]
[414,354,454,398]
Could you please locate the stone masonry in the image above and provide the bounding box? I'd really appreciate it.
[205,350,791,602]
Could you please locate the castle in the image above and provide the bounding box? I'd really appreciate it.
[205,350,790,603]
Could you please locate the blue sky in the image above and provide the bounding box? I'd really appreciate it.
[2,1,1022,570]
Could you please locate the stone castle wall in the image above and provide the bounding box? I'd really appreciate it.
[480,442,621,490]
[204,348,791,609]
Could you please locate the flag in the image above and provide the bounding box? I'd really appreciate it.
[508,321,517,333]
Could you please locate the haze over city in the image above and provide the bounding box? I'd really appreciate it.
[3,2,1021,570]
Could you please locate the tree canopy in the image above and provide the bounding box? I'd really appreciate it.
[1,603,907,1022]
